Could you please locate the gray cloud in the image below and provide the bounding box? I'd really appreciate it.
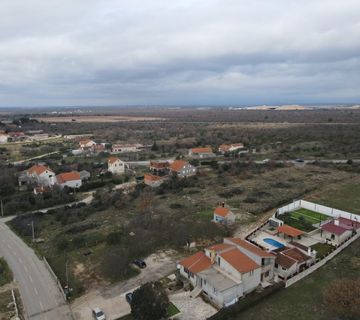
[0,0,360,106]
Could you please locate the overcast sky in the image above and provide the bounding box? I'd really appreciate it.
[1,0,360,107]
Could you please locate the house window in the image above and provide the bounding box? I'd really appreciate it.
[331,234,335,240]
[217,257,221,266]
[213,288,218,295]
[249,270,254,276]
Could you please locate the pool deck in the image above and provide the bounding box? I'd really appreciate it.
[251,231,287,251]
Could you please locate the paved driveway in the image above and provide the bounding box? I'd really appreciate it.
[72,250,178,320]
[170,291,217,320]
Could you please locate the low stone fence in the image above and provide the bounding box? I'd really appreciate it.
[285,232,360,288]
[43,256,67,302]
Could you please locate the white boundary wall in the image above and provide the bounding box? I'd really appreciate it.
[277,199,360,222]
[285,232,360,287]
[43,257,67,302]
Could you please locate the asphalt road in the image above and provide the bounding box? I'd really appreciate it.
[0,218,73,320]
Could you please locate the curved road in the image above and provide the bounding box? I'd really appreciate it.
[0,218,73,320]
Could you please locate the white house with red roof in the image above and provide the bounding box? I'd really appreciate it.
[273,246,314,280]
[79,139,96,150]
[26,164,56,187]
[188,147,215,159]
[224,238,276,282]
[177,238,271,307]
[218,143,245,154]
[108,157,125,174]
[320,218,355,245]
[213,206,235,224]
[169,160,196,178]
[56,171,82,189]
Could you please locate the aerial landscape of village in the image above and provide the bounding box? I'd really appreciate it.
[1,1,360,320]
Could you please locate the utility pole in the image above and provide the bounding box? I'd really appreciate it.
[1,199,4,217]
[31,220,35,242]
[65,261,69,288]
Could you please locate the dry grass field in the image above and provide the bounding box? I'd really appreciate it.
[35,115,165,123]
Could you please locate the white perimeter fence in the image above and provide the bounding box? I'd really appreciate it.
[276,199,360,222]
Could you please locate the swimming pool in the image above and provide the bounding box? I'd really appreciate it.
[263,238,285,248]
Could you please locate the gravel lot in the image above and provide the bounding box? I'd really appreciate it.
[72,250,178,320]
[170,291,217,320]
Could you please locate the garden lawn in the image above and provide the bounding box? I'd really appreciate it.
[167,302,180,317]
[291,208,329,225]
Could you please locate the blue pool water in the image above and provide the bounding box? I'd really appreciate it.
[263,238,285,248]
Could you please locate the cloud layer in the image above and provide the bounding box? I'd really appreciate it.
[1,0,360,106]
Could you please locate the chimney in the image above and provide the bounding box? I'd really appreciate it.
[210,250,216,264]
[334,220,339,226]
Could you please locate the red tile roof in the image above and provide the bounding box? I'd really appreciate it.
[144,174,164,182]
[219,143,244,152]
[179,252,211,273]
[214,206,231,217]
[28,165,53,175]
[282,247,311,264]
[277,224,304,237]
[190,147,213,154]
[226,238,275,258]
[219,144,231,152]
[108,156,120,164]
[149,161,169,169]
[170,160,188,172]
[338,217,360,229]
[79,139,93,145]
[56,171,81,183]
[220,248,260,274]
[321,220,353,235]
[207,243,234,252]
[275,252,297,269]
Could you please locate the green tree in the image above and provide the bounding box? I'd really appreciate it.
[131,282,169,320]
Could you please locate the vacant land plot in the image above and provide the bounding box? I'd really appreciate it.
[307,176,360,215]
[35,115,165,123]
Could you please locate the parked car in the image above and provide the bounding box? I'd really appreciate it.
[132,259,146,268]
[294,158,304,163]
[92,307,106,320]
[126,292,133,304]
